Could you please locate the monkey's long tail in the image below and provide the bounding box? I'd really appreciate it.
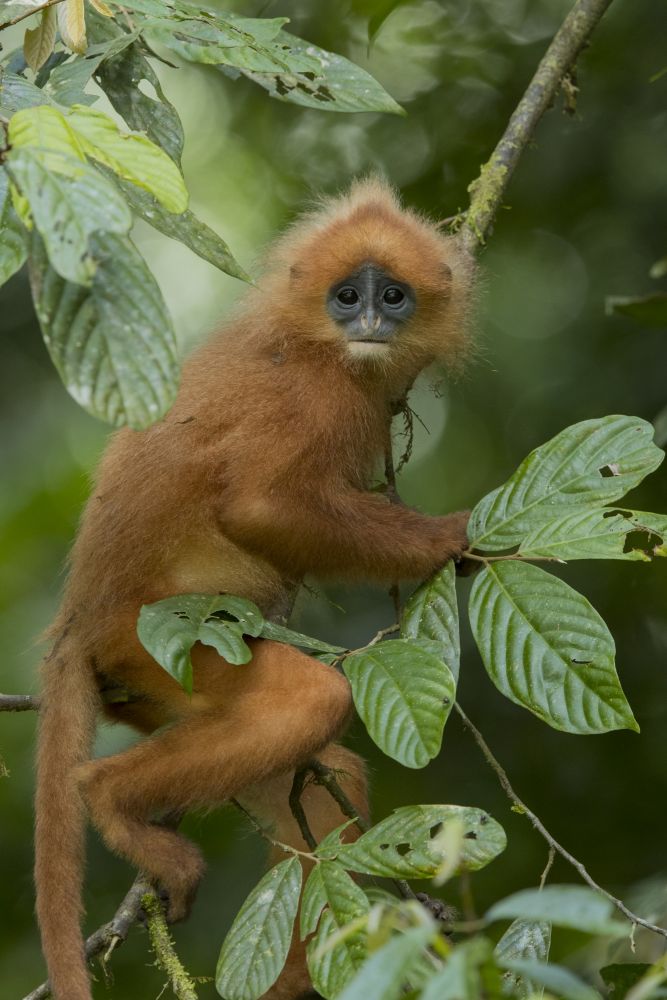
[34,626,100,1000]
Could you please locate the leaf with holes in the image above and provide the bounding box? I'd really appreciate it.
[28,230,179,428]
[519,508,667,561]
[301,862,370,999]
[337,925,435,1000]
[467,416,664,551]
[216,857,303,1000]
[8,148,131,284]
[320,805,506,878]
[486,886,629,937]
[469,561,638,734]
[401,562,460,680]
[343,640,455,768]
[0,170,28,288]
[137,594,263,693]
[495,919,551,998]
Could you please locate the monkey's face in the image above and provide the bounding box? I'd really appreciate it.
[326,263,416,358]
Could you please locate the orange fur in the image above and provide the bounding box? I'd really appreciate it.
[34,178,474,1000]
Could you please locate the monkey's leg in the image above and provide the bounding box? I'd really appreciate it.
[238,744,369,1000]
[77,641,353,921]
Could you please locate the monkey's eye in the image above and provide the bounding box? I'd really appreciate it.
[383,286,405,307]
[336,287,359,307]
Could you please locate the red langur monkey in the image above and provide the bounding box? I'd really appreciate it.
[34,178,474,1000]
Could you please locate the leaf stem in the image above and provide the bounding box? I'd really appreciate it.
[454,701,667,940]
[232,798,318,862]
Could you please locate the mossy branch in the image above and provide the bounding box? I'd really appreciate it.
[142,893,199,1000]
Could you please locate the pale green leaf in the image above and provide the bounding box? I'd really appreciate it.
[28,229,179,428]
[469,561,638,735]
[337,926,435,1000]
[519,508,667,561]
[301,862,370,999]
[401,562,460,680]
[65,105,187,213]
[23,6,57,73]
[486,886,630,937]
[497,959,601,1000]
[322,805,506,878]
[8,104,87,161]
[420,938,497,1000]
[8,148,131,284]
[0,170,28,287]
[137,594,262,692]
[495,919,551,998]
[216,858,303,1000]
[343,639,455,768]
[468,416,664,551]
[259,621,345,655]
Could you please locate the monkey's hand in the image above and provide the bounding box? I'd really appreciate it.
[416,891,457,929]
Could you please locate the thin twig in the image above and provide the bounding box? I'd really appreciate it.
[142,893,199,1000]
[0,0,66,31]
[232,798,317,861]
[454,702,667,940]
[461,0,614,250]
[539,845,556,890]
[288,769,318,851]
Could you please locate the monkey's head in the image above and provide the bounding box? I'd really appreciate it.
[258,177,474,380]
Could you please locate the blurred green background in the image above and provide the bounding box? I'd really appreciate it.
[2,0,667,995]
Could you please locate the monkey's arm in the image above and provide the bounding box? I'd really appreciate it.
[221,485,469,582]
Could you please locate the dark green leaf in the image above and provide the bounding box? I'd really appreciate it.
[0,71,58,117]
[486,886,630,937]
[606,293,667,328]
[600,964,653,998]
[343,639,455,768]
[467,416,664,551]
[216,857,303,1000]
[137,594,262,693]
[469,561,638,735]
[321,804,506,878]
[47,32,141,105]
[0,169,28,287]
[401,562,460,680]
[28,230,179,428]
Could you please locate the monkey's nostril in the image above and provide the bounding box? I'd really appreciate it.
[372,315,381,331]
[360,314,368,330]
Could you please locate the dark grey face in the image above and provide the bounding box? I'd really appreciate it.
[326,263,416,345]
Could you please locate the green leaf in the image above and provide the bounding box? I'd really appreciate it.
[494,919,551,998]
[606,293,667,327]
[486,886,630,937]
[322,805,506,878]
[600,964,653,998]
[234,34,405,115]
[47,32,141,105]
[497,959,601,1000]
[216,857,303,1000]
[23,6,57,73]
[401,562,460,681]
[420,938,497,1000]
[108,173,250,282]
[467,416,664,551]
[0,71,59,116]
[519,508,667,561]
[301,862,370,999]
[336,926,435,1000]
[28,230,179,428]
[8,104,87,160]
[468,561,638,735]
[7,148,131,284]
[342,639,455,768]
[0,170,28,288]
[137,594,263,693]
[65,104,187,212]
[259,621,346,655]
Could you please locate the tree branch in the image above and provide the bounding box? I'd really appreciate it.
[0,0,66,31]
[460,0,615,250]
[0,693,39,711]
[141,893,199,1000]
[455,702,667,941]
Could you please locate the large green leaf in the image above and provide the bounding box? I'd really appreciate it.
[494,919,551,998]
[467,416,664,551]
[469,561,638,734]
[0,71,59,116]
[343,639,455,768]
[109,173,250,283]
[321,805,506,878]
[66,105,187,212]
[8,103,87,160]
[301,862,370,999]
[7,148,131,284]
[0,170,28,288]
[137,594,263,693]
[401,562,460,680]
[496,960,601,1000]
[519,508,667,561]
[216,858,303,1000]
[47,32,141,105]
[486,886,629,937]
[28,230,179,428]
[336,926,435,1000]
